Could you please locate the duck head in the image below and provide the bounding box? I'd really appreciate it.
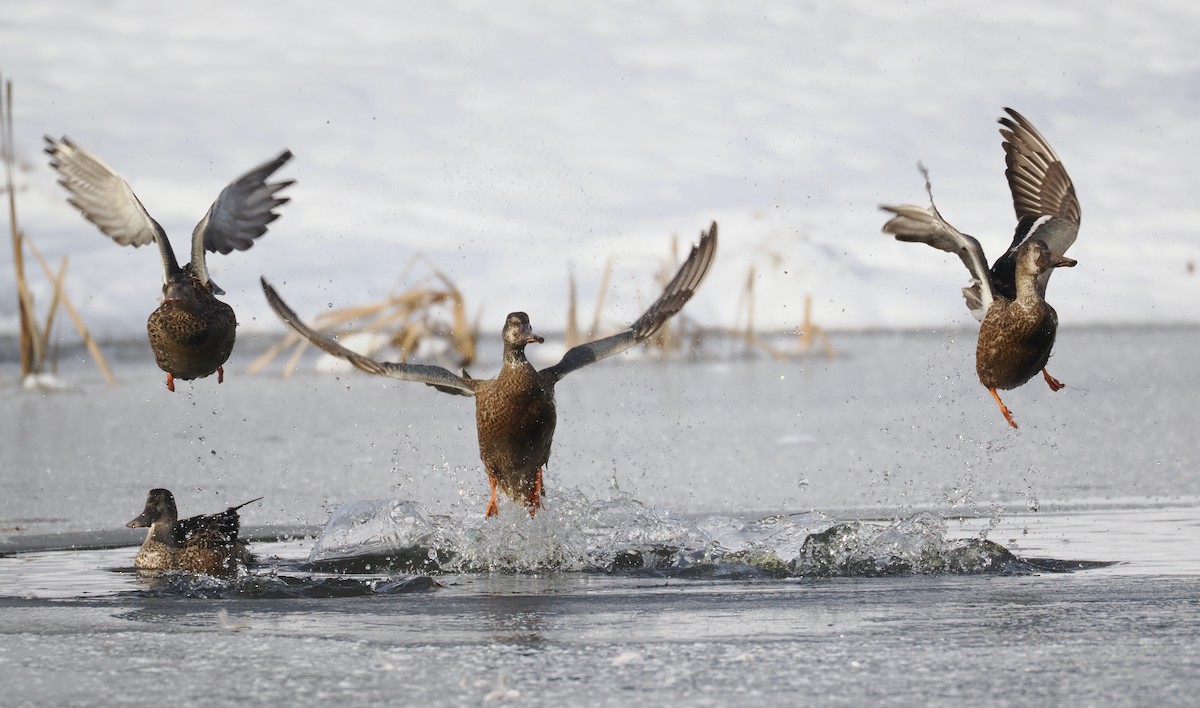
[502,312,544,348]
[1018,239,1077,278]
[501,312,544,364]
[161,271,199,304]
[127,488,179,529]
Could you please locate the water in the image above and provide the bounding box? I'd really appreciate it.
[2,327,1199,706]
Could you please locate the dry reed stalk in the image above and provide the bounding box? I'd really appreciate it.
[37,255,67,357]
[565,265,579,349]
[246,333,303,374]
[2,74,39,375]
[587,256,614,340]
[797,294,836,359]
[732,263,835,360]
[24,234,114,383]
[255,255,479,376]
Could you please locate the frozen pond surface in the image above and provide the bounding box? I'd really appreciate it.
[2,327,1199,706]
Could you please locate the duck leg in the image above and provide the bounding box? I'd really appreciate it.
[485,475,500,518]
[525,467,544,518]
[988,387,1019,429]
[165,373,176,393]
[1042,368,1065,391]
[218,366,225,384]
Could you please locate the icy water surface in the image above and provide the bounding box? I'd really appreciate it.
[2,327,1199,706]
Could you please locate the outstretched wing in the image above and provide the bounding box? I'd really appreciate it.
[542,221,717,382]
[44,136,183,280]
[881,166,995,321]
[191,150,294,289]
[260,277,476,396]
[1000,107,1081,234]
[993,107,1081,297]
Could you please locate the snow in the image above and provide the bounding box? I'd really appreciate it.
[1,0,1197,341]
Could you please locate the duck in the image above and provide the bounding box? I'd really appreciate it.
[261,223,717,517]
[126,488,261,575]
[880,108,1080,428]
[44,137,294,392]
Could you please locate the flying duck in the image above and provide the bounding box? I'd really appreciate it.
[45,137,293,391]
[881,108,1080,428]
[261,223,717,516]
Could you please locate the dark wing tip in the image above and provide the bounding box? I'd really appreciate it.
[997,107,1081,226]
[630,220,717,341]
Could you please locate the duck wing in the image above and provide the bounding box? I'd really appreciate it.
[44,136,183,281]
[189,150,293,291]
[261,277,476,396]
[175,511,236,546]
[881,166,995,321]
[543,222,717,382]
[991,108,1081,298]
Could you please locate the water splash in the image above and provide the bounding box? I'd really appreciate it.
[302,493,1092,578]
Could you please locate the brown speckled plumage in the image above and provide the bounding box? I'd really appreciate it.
[146,266,237,383]
[261,223,718,516]
[474,337,558,504]
[44,136,292,391]
[975,243,1061,391]
[126,489,260,576]
[881,108,1080,428]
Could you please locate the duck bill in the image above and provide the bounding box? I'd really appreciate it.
[162,277,193,303]
[126,511,153,529]
[521,325,544,345]
[1053,256,1078,268]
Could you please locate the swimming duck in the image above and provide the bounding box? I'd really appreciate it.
[126,488,261,575]
[44,137,293,391]
[881,108,1080,428]
[261,223,717,517]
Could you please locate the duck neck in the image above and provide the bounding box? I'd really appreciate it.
[149,518,179,547]
[1014,271,1047,308]
[503,344,531,369]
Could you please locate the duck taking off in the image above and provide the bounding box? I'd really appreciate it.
[45,137,293,391]
[261,223,717,517]
[880,108,1080,428]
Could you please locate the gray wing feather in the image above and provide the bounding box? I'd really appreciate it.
[44,136,182,279]
[998,108,1081,295]
[999,107,1080,255]
[260,277,475,396]
[191,150,293,289]
[881,203,995,321]
[1000,108,1081,226]
[543,221,717,381]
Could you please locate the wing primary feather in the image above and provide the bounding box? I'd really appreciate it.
[260,277,475,396]
[544,222,717,381]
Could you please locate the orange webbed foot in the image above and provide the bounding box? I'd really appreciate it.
[485,475,499,518]
[166,373,176,392]
[1042,368,1065,392]
[988,387,1019,429]
[218,366,225,384]
[525,467,545,518]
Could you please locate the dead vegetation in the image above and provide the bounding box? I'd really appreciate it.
[248,254,479,377]
[565,232,707,358]
[3,73,112,386]
[732,242,835,361]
